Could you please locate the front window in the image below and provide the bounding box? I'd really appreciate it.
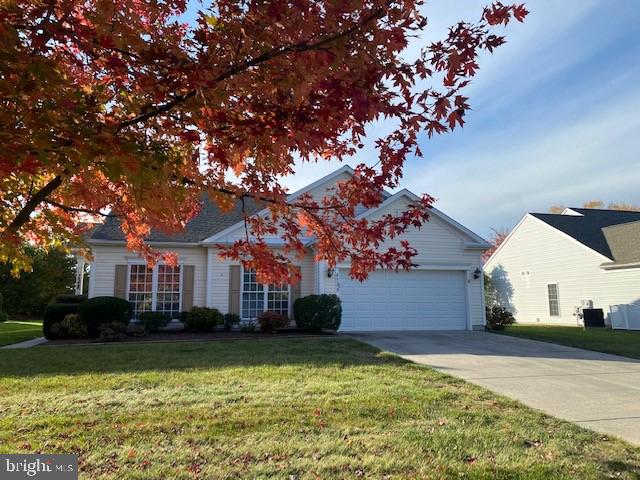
[547,283,560,317]
[242,269,265,321]
[156,265,181,318]
[128,264,182,319]
[241,268,290,320]
[128,264,153,316]
[267,283,289,316]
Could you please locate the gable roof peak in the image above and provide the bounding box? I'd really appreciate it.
[529,208,640,260]
[287,164,355,200]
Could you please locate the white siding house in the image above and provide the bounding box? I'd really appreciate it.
[86,166,490,331]
[484,208,640,326]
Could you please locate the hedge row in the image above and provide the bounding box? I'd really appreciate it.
[42,292,343,340]
[43,296,131,339]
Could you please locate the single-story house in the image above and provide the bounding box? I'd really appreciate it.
[85,166,490,331]
[484,207,640,326]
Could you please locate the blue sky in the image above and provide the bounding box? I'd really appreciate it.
[282,1,640,237]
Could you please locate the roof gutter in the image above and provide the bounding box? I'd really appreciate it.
[202,238,316,247]
[600,261,640,270]
[86,239,201,247]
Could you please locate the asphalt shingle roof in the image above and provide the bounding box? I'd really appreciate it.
[602,221,640,264]
[530,208,640,260]
[89,196,264,243]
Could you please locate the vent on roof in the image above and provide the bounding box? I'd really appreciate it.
[561,208,583,216]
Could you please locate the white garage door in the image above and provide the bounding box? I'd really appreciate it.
[338,269,468,331]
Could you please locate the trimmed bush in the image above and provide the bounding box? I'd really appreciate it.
[185,307,223,332]
[223,313,241,332]
[61,313,89,338]
[293,294,342,331]
[43,303,79,339]
[49,322,65,339]
[77,296,131,337]
[138,311,171,333]
[257,311,289,334]
[239,321,256,333]
[125,324,147,337]
[54,294,86,304]
[98,322,128,342]
[485,305,515,331]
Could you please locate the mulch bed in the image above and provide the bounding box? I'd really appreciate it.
[41,329,334,347]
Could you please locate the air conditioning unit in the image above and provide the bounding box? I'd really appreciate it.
[574,299,594,326]
[581,299,594,309]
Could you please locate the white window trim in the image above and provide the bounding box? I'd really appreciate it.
[240,266,291,321]
[126,262,183,317]
[547,282,560,317]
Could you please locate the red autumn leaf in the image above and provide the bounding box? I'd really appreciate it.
[180,130,200,142]
[514,4,529,22]
[447,110,465,130]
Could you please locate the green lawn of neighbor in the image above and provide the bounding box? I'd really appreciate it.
[1,337,639,479]
[0,320,42,347]
[498,325,640,360]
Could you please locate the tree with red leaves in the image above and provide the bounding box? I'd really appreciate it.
[0,1,527,280]
[482,227,510,263]
[550,201,640,214]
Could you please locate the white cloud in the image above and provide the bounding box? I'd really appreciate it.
[404,0,602,105]
[404,85,640,234]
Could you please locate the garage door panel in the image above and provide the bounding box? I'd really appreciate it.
[338,269,467,331]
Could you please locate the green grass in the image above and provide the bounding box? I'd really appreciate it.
[1,338,639,479]
[0,320,42,347]
[498,325,640,359]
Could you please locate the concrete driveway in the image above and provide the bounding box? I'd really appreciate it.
[348,331,640,445]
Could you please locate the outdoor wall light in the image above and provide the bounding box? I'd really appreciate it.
[327,267,334,278]
[473,268,481,280]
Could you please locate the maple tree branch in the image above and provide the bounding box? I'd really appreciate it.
[4,8,385,240]
[210,185,351,254]
[300,207,346,257]
[240,196,251,243]
[100,44,140,59]
[211,186,347,212]
[175,174,349,212]
[116,7,385,132]
[44,200,118,217]
[2,175,63,238]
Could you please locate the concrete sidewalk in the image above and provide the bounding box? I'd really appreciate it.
[349,331,640,445]
[1,337,48,349]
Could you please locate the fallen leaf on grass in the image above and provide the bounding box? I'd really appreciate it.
[524,439,542,448]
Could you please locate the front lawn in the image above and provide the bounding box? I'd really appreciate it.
[499,325,640,360]
[0,320,42,347]
[1,338,639,479]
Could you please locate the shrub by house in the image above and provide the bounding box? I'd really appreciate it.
[257,311,289,334]
[293,294,342,331]
[77,296,132,337]
[185,307,223,332]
